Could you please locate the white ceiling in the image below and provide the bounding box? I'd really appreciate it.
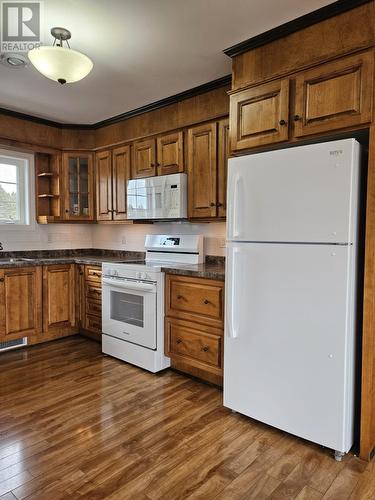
[0,0,333,124]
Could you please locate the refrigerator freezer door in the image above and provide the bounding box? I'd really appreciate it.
[224,242,356,453]
[227,139,360,244]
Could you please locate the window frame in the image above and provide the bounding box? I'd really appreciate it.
[0,149,35,230]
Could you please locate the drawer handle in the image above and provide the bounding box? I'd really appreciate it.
[279,119,287,126]
[176,338,182,344]
[294,114,302,121]
[203,299,210,305]
[0,278,4,283]
[201,346,209,352]
[177,295,184,300]
[91,272,101,277]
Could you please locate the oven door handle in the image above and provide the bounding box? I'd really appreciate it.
[102,278,156,293]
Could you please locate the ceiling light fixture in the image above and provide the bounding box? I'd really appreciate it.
[28,27,93,85]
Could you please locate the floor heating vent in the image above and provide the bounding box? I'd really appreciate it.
[0,337,27,351]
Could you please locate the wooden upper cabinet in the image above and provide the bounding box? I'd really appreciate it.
[112,145,131,221]
[230,78,290,151]
[294,52,374,137]
[96,150,112,221]
[132,138,156,178]
[42,265,75,332]
[188,122,218,218]
[218,118,229,218]
[0,267,42,340]
[156,131,184,175]
[62,152,94,221]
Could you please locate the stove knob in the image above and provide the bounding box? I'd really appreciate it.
[141,272,147,280]
[113,270,118,277]
[136,272,141,279]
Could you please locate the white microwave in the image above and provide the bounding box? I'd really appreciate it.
[127,173,187,220]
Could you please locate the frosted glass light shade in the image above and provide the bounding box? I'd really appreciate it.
[28,46,93,84]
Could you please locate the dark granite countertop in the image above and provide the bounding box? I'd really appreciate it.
[161,260,225,280]
[0,250,225,279]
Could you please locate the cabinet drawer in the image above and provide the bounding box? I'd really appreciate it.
[166,274,224,327]
[85,266,102,283]
[86,299,102,318]
[86,284,102,301]
[165,318,222,368]
[85,314,102,333]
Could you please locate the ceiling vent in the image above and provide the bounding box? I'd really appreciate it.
[0,53,29,69]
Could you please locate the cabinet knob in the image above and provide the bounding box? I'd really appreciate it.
[217,202,223,207]
[201,346,209,352]
[65,209,69,213]
[210,202,216,207]
[0,278,4,282]
[279,119,287,126]
[203,299,210,305]
[294,115,302,121]
[177,295,183,300]
[176,338,182,344]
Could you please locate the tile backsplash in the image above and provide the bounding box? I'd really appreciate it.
[1,221,226,255]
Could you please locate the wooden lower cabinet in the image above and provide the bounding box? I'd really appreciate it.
[165,274,224,385]
[80,265,102,341]
[0,266,42,341]
[42,264,75,332]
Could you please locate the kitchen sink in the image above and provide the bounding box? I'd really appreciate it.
[0,257,37,263]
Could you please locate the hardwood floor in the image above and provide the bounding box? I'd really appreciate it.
[0,337,373,499]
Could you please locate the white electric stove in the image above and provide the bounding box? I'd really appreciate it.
[102,234,204,372]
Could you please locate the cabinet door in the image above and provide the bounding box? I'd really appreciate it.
[96,150,113,221]
[294,52,374,137]
[0,267,42,340]
[132,138,156,178]
[156,131,184,175]
[62,153,94,221]
[43,265,75,332]
[187,122,218,218]
[229,79,290,151]
[112,145,131,221]
[218,118,229,218]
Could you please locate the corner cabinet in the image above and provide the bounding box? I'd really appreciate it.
[187,118,229,219]
[62,152,94,221]
[42,264,75,333]
[0,267,42,341]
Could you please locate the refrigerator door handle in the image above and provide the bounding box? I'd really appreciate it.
[226,247,239,339]
[233,174,242,239]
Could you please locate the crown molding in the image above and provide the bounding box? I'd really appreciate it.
[223,0,371,58]
[0,74,231,131]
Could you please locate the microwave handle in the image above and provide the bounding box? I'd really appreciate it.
[102,278,156,293]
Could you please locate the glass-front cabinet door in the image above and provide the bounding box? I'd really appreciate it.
[62,153,94,220]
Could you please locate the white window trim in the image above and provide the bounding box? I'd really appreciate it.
[0,149,35,231]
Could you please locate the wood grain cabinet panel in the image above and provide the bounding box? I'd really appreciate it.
[156,131,184,175]
[132,138,156,178]
[43,265,75,332]
[218,118,229,218]
[294,52,374,137]
[112,145,131,221]
[81,265,102,340]
[165,318,222,369]
[187,122,218,218]
[0,267,42,340]
[229,78,290,151]
[96,150,112,221]
[166,274,224,328]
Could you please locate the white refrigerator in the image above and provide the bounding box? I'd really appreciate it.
[224,139,361,460]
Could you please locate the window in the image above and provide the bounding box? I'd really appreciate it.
[0,150,33,226]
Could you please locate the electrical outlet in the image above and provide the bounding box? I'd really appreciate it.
[121,237,126,245]
[219,238,226,248]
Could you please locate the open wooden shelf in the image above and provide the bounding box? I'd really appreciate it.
[35,153,61,222]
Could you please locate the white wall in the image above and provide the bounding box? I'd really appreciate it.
[91,221,226,256]
[0,224,93,252]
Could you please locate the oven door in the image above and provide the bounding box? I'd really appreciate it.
[102,277,157,349]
